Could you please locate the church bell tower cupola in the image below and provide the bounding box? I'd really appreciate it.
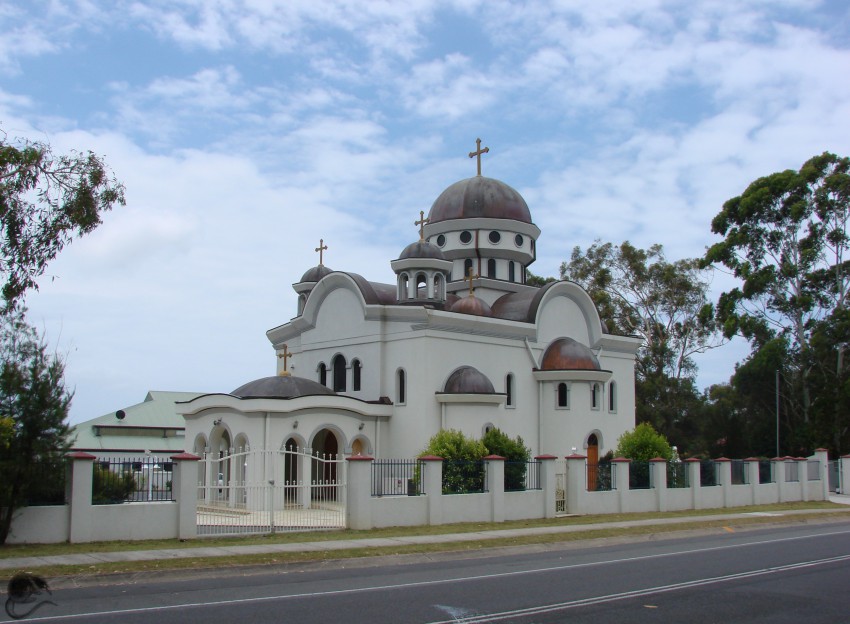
[422,139,541,304]
[391,211,452,305]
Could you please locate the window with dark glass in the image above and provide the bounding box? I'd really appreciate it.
[515,234,523,247]
[460,230,472,244]
[488,258,496,278]
[557,383,568,407]
[319,363,327,386]
[488,231,501,244]
[509,261,515,282]
[353,359,362,391]
[332,354,346,392]
[436,234,446,247]
[506,374,514,407]
[397,369,406,404]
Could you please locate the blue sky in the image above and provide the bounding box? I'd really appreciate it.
[2,0,849,425]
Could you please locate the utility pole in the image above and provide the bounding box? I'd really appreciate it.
[776,369,780,457]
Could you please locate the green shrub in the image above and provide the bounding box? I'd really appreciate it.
[482,427,530,490]
[92,464,136,504]
[615,423,673,462]
[421,429,487,494]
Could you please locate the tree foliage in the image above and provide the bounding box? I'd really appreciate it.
[482,427,530,491]
[562,240,719,438]
[0,132,125,310]
[614,423,673,462]
[704,152,850,452]
[0,309,72,544]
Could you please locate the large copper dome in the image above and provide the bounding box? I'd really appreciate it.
[540,338,600,371]
[428,176,532,224]
[398,240,446,260]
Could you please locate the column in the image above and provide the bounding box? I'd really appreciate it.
[346,456,374,530]
[420,455,444,526]
[485,455,505,523]
[67,451,96,544]
[171,452,200,540]
[536,455,558,519]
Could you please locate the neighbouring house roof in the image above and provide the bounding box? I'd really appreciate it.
[69,391,204,454]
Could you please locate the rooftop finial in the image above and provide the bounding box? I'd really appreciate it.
[415,210,429,241]
[465,266,479,297]
[277,344,293,377]
[315,239,328,266]
[469,138,489,176]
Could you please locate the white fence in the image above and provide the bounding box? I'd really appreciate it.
[6,450,842,544]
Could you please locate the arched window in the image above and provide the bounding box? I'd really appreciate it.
[318,362,327,386]
[352,359,362,391]
[332,354,347,392]
[434,273,444,299]
[505,374,514,408]
[488,258,496,278]
[608,381,616,411]
[396,369,406,404]
[399,273,409,300]
[508,261,515,283]
[557,383,569,408]
[591,383,600,409]
[464,258,473,278]
[416,273,427,298]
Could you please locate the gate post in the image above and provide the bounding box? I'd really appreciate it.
[420,455,443,526]
[841,455,850,495]
[485,455,505,523]
[650,458,667,512]
[685,459,701,509]
[67,452,96,544]
[171,452,200,540]
[536,455,558,519]
[346,455,373,529]
[812,449,829,500]
[715,458,731,508]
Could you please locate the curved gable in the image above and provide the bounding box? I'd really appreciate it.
[534,281,605,346]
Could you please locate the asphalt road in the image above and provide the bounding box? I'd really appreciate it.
[6,520,850,623]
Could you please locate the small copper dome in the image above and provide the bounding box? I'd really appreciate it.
[428,177,532,224]
[231,375,335,399]
[299,265,333,283]
[450,295,493,317]
[398,240,446,260]
[540,338,600,371]
[443,366,496,393]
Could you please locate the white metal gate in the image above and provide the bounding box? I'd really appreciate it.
[555,459,567,515]
[196,447,346,536]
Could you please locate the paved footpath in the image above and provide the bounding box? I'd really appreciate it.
[3,500,850,573]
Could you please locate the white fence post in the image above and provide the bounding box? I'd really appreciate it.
[812,449,829,500]
[686,459,701,509]
[67,451,96,544]
[612,457,630,513]
[485,455,505,523]
[841,455,850,495]
[420,455,443,526]
[716,458,732,508]
[346,455,373,530]
[565,453,586,514]
[171,452,200,540]
[650,458,667,512]
[536,455,558,519]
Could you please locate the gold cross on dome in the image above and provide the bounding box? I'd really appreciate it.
[277,344,293,376]
[465,266,479,296]
[315,239,328,266]
[469,138,489,176]
[415,210,429,241]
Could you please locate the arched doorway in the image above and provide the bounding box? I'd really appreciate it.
[312,428,341,502]
[587,433,599,491]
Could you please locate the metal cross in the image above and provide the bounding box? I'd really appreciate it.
[465,266,479,296]
[277,344,293,373]
[468,138,489,176]
[315,239,328,266]
[415,210,429,241]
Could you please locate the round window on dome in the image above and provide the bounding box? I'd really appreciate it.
[488,231,501,244]
[436,234,446,247]
[459,231,472,244]
[515,234,524,247]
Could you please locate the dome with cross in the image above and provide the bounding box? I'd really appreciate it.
[427,176,532,224]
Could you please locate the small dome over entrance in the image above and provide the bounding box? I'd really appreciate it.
[443,366,496,394]
[231,375,336,399]
[540,337,601,371]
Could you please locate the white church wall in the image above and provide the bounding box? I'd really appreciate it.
[536,296,592,347]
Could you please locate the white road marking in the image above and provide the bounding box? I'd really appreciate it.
[16,526,850,622]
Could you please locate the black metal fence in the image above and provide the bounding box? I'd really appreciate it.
[758,460,774,484]
[667,462,689,488]
[731,460,749,485]
[371,459,424,496]
[587,463,615,491]
[505,460,540,492]
[443,460,487,494]
[629,461,652,489]
[92,457,174,504]
[700,461,718,487]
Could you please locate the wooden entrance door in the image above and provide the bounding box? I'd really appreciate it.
[586,434,599,491]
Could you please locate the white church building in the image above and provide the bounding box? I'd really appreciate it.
[178,146,641,471]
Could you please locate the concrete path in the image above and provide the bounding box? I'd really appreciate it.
[3,504,850,572]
